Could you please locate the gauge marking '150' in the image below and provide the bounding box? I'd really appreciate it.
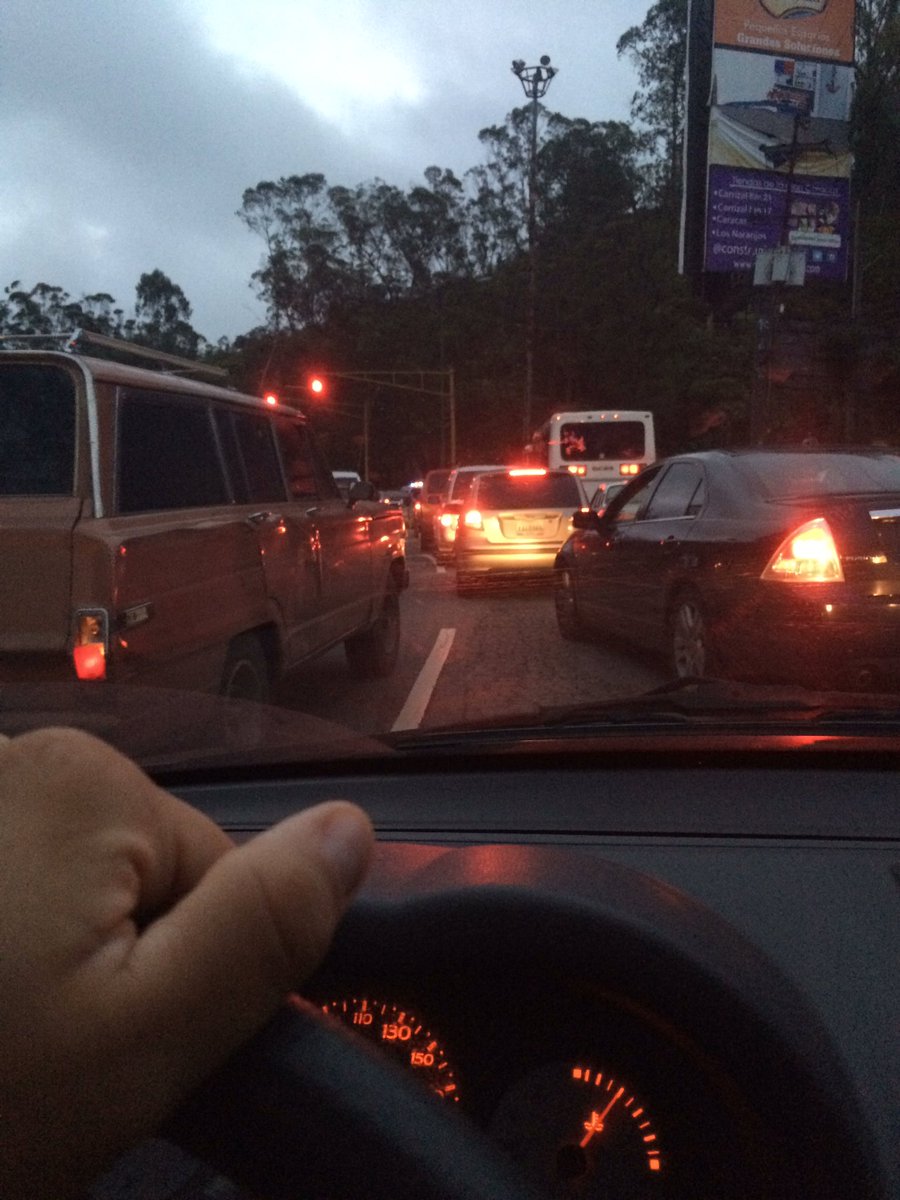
[319,997,460,1102]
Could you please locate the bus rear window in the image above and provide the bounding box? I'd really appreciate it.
[0,365,76,495]
[558,421,645,461]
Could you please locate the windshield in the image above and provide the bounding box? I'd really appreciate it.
[2,1,900,768]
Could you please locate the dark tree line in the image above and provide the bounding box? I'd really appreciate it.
[0,270,207,358]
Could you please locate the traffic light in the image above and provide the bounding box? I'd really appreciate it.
[308,374,327,397]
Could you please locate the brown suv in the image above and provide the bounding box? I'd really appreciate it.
[0,337,407,700]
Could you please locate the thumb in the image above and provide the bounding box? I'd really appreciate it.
[127,800,374,1100]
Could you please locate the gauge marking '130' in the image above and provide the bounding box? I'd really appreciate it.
[319,997,460,1102]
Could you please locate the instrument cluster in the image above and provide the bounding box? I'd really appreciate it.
[306,975,763,1199]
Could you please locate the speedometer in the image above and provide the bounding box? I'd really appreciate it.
[319,996,460,1103]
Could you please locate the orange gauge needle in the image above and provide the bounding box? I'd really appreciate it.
[580,1086,625,1148]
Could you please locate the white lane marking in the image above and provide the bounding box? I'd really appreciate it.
[392,627,456,732]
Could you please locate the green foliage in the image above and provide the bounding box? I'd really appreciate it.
[616,0,688,212]
[0,281,130,338]
[0,273,204,359]
[132,269,203,356]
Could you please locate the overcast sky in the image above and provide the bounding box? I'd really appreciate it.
[3,1,645,342]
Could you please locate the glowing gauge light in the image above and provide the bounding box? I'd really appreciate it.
[490,1063,664,1196]
[319,997,460,1102]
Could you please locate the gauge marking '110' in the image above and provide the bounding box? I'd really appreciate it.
[319,997,460,1102]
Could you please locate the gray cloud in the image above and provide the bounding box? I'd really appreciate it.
[2,0,641,341]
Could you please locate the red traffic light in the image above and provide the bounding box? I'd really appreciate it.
[308,375,326,396]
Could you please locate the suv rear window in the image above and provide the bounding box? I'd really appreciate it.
[475,473,581,509]
[0,364,76,495]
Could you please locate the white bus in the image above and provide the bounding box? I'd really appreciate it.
[532,410,656,496]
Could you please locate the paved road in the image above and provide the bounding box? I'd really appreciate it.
[277,547,664,737]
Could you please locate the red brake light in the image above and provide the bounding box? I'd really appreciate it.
[464,509,483,529]
[619,463,640,476]
[73,643,106,681]
[566,465,587,476]
[72,609,109,680]
[761,517,844,583]
[264,393,278,407]
[509,468,547,477]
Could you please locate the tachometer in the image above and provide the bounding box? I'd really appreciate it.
[319,997,460,1102]
[491,1062,664,1197]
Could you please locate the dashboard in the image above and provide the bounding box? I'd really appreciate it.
[92,742,899,1200]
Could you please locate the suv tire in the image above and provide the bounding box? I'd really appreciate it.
[345,586,400,678]
[220,634,272,703]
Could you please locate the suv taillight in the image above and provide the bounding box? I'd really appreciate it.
[72,609,109,680]
[761,518,844,584]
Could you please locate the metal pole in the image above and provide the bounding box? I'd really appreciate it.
[511,56,556,444]
[524,94,538,443]
[363,395,370,481]
[448,367,457,464]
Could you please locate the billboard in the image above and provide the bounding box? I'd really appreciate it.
[713,0,856,65]
[706,167,850,279]
[680,0,856,283]
[708,49,853,175]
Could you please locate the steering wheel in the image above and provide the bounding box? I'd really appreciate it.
[165,848,882,1200]
[165,998,545,1200]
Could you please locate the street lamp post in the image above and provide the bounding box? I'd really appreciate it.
[512,54,557,443]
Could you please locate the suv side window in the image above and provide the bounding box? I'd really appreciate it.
[230,411,285,503]
[117,391,228,513]
[274,418,319,501]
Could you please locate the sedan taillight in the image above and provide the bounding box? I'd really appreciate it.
[761,518,844,583]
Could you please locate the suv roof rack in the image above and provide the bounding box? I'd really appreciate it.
[0,329,229,381]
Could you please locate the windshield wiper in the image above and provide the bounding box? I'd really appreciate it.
[389,678,900,748]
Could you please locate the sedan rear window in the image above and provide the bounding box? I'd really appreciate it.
[0,364,76,495]
[476,473,581,509]
[737,453,900,499]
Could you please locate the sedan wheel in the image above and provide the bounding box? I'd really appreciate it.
[554,569,589,642]
[670,595,714,679]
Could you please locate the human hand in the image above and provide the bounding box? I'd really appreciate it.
[0,728,373,1200]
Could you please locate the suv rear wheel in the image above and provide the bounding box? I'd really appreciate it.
[220,634,272,703]
[345,586,400,678]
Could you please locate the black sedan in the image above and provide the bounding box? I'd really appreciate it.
[554,448,900,689]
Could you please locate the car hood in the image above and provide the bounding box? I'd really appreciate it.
[0,683,392,772]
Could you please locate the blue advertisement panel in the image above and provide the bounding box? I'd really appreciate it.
[706,165,850,279]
